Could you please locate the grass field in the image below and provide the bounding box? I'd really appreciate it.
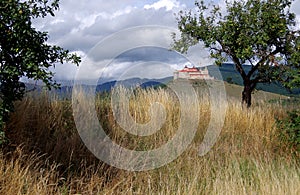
[1,83,299,194]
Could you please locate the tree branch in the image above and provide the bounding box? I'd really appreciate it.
[247,47,282,78]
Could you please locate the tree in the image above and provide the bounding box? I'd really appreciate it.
[0,0,80,131]
[172,0,300,107]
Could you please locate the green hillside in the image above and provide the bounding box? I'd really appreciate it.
[207,63,300,97]
[183,79,288,104]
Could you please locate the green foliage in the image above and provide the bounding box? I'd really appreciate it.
[172,0,300,107]
[277,110,300,152]
[0,0,81,137]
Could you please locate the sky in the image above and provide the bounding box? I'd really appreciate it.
[32,0,300,82]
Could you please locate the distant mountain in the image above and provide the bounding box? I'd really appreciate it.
[94,77,172,92]
[24,63,299,98]
[24,77,173,99]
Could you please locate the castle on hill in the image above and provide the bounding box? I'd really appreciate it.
[173,65,214,80]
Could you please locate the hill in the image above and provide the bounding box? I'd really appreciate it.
[174,79,287,103]
[207,63,300,96]
[24,63,299,100]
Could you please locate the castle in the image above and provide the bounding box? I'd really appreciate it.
[173,65,214,80]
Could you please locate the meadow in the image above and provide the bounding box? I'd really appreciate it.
[1,81,299,195]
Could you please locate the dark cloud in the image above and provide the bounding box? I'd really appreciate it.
[114,46,186,64]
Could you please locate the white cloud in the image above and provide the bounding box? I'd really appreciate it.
[291,0,300,28]
[33,1,181,52]
[144,0,181,11]
[100,61,176,80]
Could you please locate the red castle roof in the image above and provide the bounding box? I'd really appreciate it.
[179,65,199,72]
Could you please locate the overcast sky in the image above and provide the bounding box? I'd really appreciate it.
[32,0,300,81]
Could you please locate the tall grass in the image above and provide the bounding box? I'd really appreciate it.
[1,86,299,194]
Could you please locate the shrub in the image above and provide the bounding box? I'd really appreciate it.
[277,110,300,152]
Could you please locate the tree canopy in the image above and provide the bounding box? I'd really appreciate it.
[173,0,300,107]
[0,0,80,129]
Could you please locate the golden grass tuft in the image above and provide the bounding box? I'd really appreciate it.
[1,86,299,194]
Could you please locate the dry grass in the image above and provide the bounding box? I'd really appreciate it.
[1,85,299,194]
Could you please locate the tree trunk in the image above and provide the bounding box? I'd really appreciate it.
[242,83,252,108]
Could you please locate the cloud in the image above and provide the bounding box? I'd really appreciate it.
[73,26,193,82]
[31,0,189,81]
[86,26,180,61]
[83,8,177,38]
[144,0,182,11]
[98,61,180,81]
[33,1,182,54]
[99,47,189,80]
[291,0,300,27]
[32,0,300,82]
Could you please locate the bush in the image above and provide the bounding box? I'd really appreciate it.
[277,110,300,152]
